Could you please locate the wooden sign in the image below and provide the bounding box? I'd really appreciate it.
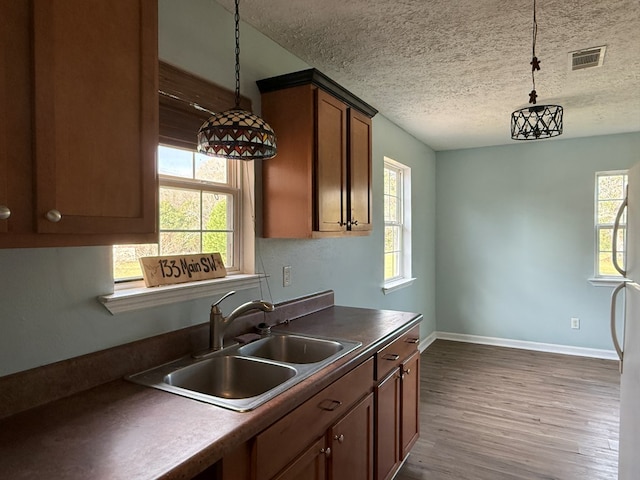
[139,253,227,287]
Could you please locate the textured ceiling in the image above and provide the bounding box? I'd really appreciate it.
[216,0,640,151]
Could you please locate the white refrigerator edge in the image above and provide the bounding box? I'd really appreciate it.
[612,161,640,480]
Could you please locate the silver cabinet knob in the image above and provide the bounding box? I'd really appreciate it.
[334,434,344,444]
[320,447,331,457]
[0,205,10,220]
[45,209,62,223]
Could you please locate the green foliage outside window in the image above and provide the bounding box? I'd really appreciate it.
[113,145,238,281]
[595,172,628,277]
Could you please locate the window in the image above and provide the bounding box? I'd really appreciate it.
[595,170,628,278]
[112,62,252,283]
[113,145,241,281]
[383,157,413,292]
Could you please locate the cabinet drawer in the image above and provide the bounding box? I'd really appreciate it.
[375,325,420,381]
[255,357,374,480]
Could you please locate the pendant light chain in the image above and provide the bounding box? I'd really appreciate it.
[510,0,563,140]
[531,0,538,96]
[234,0,241,108]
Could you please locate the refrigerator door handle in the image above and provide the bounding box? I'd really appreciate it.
[610,282,625,372]
[612,190,628,277]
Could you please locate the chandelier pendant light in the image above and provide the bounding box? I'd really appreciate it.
[197,0,277,160]
[511,0,563,140]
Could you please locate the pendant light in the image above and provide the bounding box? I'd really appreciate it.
[510,0,563,140]
[197,0,277,160]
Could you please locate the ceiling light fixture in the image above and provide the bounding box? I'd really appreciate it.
[197,0,277,160]
[511,0,563,141]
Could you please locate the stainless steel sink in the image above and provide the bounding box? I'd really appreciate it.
[127,333,361,412]
[237,334,344,364]
[164,356,297,399]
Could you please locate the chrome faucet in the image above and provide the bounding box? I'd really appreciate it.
[210,291,275,351]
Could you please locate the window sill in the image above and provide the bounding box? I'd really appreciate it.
[382,277,416,295]
[588,277,630,287]
[99,274,264,314]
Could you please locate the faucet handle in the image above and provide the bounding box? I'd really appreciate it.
[212,290,236,311]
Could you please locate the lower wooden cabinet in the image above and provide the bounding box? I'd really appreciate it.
[329,393,374,480]
[211,325,421,480]
[272,393,374,480]
[255,358,374,480]
[401,351,421,458]
[375,369,401,480]
[374,326,421,480]
[273,436,327,480]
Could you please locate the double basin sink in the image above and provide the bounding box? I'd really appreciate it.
[127,333,361,412]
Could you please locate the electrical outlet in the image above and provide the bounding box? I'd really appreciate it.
[571,317,580,329]
[283,266,292,287]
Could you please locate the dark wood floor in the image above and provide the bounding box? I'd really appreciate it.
[395,340,620,480]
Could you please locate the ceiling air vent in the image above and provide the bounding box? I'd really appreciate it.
[569,46,606,71]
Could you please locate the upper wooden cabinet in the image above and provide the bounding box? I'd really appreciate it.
[258,69,376,238]
[0,0,158,248]
[349,108,374,233]
[0,0,32,236]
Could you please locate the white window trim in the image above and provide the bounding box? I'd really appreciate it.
[591,169,628,285]
[158,156,241,274]
[382,157,413,294]
[100,161,257,314]
[587,277,630,287]
[382,277,416,295]
[99,273,264,315]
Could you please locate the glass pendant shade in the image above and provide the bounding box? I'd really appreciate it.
[197,108,277,160]
[511,104,563,140]
[196,0,277,161]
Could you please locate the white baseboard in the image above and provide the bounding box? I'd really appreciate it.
[433,331,618,360]
[419,331,437,353]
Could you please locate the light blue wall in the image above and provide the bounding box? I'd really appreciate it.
[0,0,436,377]
[251,113,436,331]
[435,132,640,350]
[8,0,633,376]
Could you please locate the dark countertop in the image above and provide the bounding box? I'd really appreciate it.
[0,305,422,480]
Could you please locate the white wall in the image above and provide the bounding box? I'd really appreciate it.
[435,132,640,350]
[0,0,436,377]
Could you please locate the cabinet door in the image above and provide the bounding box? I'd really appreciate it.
[375,369,401,480]
[255,358,374,480]
[272,436,327,480]
[348,109,372,232]
[32,0,157,237]
[400,351,420,459]
[330,393,374,480]
[261,85,315,238]
[0,0,32,235]
[315,89,347,232]
[215,441,253,480]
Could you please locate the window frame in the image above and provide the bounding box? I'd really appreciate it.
[110,62,256,286]
[157,146,242,274]
[382,157,414,294]
[592,169,628,283]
